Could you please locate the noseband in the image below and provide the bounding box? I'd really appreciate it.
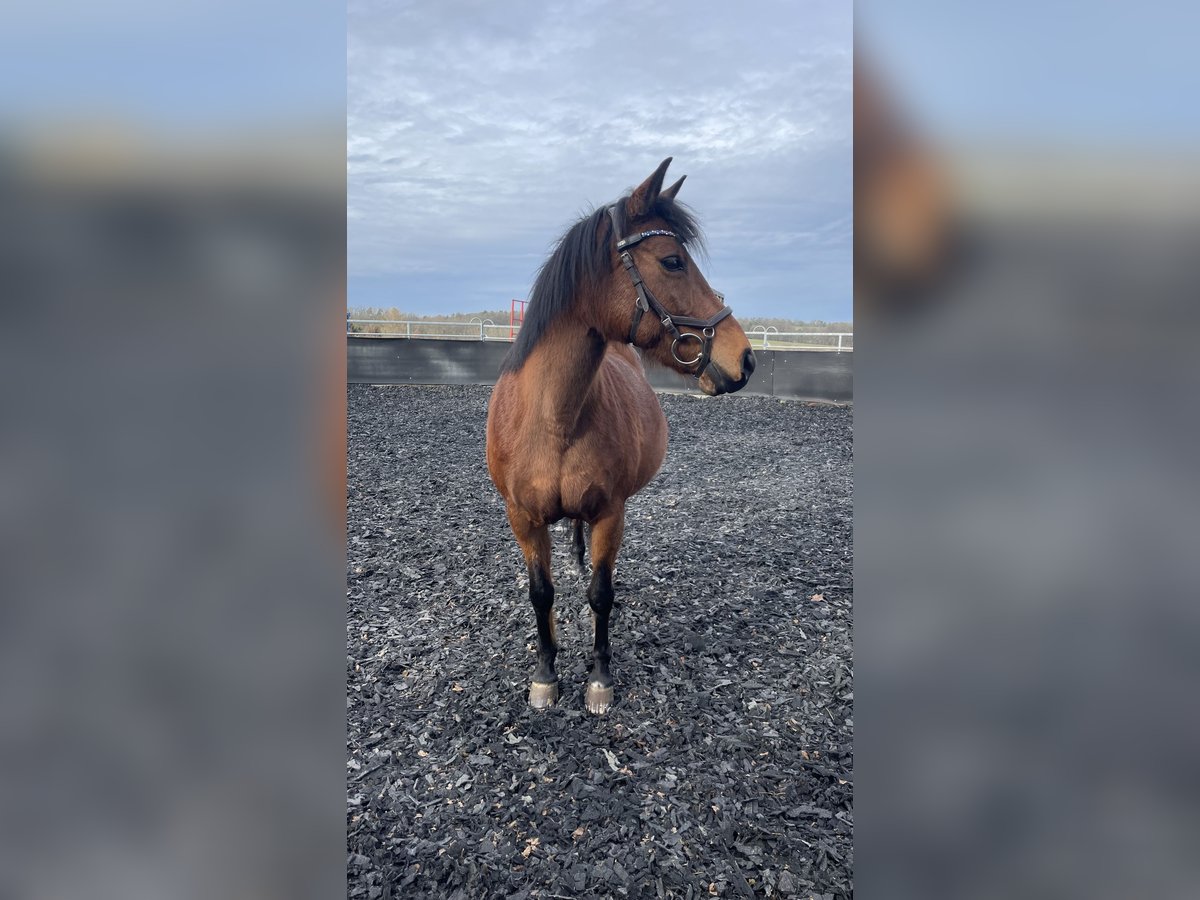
[608,205,732,379]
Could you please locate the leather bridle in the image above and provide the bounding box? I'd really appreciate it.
[608,205,732,379]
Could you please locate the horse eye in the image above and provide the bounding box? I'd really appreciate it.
[660,256,684,272]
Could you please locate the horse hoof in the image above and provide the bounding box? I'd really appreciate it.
[529,680,559,709]
[585,681,613,715]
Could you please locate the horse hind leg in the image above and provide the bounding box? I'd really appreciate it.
[508,511,559,708]
[570,519,587,575]
[585,506,625,715]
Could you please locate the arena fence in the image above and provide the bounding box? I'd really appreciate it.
[348,336,851,403]
[347,320,853,352]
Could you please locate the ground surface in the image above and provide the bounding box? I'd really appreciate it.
[347,384,853,899]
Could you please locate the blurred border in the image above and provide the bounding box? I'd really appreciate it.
[0,5,346,899]
[856,8,1200,898]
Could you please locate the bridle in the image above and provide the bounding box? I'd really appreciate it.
[608,205,732,379]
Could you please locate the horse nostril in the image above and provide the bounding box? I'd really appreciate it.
[742,347,757,377]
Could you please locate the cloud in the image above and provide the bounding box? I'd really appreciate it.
[348,0,851,320]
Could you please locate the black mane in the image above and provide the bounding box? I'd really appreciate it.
[499,194,704,374]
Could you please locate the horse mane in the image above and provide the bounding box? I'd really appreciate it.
[499,194,705,374]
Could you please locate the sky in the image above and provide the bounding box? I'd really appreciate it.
[857,2,1200,147]
[0,2,344,125]
[348,0,852,322]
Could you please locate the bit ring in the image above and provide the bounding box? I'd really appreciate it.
[670,332,705,366]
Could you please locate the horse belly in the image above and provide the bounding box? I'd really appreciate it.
[630,401,668,492]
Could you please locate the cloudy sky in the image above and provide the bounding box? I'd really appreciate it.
[348,0,851,322]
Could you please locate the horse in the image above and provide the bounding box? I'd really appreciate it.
[485,158,755,714]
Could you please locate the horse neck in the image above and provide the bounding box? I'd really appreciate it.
[524,310,610,439]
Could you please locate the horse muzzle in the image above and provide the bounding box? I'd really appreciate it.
[698,347,756,395]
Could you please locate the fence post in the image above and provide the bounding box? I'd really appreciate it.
[837,333,843,353]
[406,322,411,339]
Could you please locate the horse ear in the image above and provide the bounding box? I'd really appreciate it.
[661,175,686,203]
[627,157,673,217]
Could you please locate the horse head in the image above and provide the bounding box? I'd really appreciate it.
[606,157,756,396]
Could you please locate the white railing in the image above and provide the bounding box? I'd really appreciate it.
[347,319,853,351]
[347,318,511,341]
[747,327,853,351]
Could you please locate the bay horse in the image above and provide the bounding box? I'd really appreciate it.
[486,158,755,714]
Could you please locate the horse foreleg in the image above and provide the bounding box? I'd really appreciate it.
[509,512,558,708]
[585,507,625,714]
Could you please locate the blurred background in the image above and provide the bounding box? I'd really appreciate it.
[0,2,344,898]
[855,3,1200,898]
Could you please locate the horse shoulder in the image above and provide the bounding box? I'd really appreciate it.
[488,374,567,520]
[595,349,668,491]
[485,374,525,495]
[604,348,667,439]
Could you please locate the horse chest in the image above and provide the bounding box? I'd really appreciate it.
[489,357,668,525]
[507,439,611,523]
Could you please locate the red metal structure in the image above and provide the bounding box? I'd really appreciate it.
[509,299,527,340]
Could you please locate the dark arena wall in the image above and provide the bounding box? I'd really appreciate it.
[347,383,853,898]
[348,336,852,403]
